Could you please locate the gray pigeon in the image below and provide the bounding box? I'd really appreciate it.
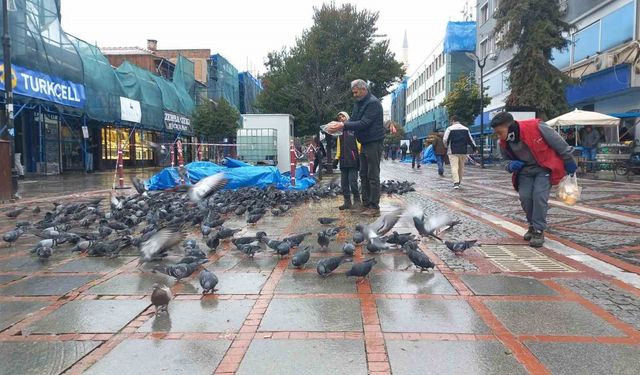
[140,228,182,264]
[405,248,436,272]
[206,236,220,251]
[36,246,53,259]
[282,232,312,247]
[151,283,172,315]
[5,207,27,218]
[155,262,198,281]
[291,246,311,268]
[316,255,352,277]
[2,228,24,246]
[318,217,338,225]
[199,269,218,294]
[407,205,460,240]
[353,230,365,244]
[366,237,390,253]
[346,258,377,282]
[444,240,478,255]
[275,241,291,258]
[317,232,331,250]
[342,242,356,256]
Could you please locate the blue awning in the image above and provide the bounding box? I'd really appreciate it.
[608,112,640,119]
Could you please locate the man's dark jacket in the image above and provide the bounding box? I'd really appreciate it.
[409,139,422,153]
[344,93,384,145]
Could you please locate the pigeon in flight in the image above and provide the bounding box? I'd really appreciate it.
[188,173,227,203]
[139,228,182,264]
[407,205,460,241]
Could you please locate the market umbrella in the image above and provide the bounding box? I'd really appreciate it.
[547,109,620,127]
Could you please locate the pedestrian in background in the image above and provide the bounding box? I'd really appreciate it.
[312,136,326,175]
[491,112,577,248]
[409,135,422,169]
[327,79,384,213]
[443,115,476,189]
[426,132,447,176]
[333,111,361,210]
[581,125,600,172]
[400,142,408,161]
[391,144,398,161]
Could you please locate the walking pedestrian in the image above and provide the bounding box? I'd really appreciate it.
[384,144,390,160]
[409,136,423,169]
[327,79,384,214]
[312,136,326,175]
[443,115,476,189]
[491,112,577,248]
[426,132,447,176]
[333,111,361,210]
[400,142,408,161]
[391,144,398,161]
[581,125,600,172]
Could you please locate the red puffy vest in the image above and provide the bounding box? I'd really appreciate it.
[500,119,566,190]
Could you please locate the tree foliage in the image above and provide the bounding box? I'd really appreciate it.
[442,75,491,127]
[257,3,405,136]
[192,99,240,141]
[383,121,405,146]
[493,0,574,119]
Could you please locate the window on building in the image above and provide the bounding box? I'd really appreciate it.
[480,3,489,24]
[600,1,634,52]
[480,39,488,59]
[573,22,600,62]
[102,127,130,160]
[134,130,155,160]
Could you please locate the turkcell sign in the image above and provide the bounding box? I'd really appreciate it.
[164,111,192,133]
[0,61,86,108]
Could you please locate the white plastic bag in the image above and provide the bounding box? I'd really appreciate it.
[558,174,582,205]
[320,123,342,137]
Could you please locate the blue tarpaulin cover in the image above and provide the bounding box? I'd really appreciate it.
[443,21,477,53]
[146,160,316,191]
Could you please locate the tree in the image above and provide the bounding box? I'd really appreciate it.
[494,0,573,120]
[442,75,491,127]
[192,99,240,141]
[384,121,405,146]
[257,3,404,136]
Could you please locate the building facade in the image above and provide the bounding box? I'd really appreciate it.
[474,0,640,143]
[404,22,477,139]
[208,54,240,110]
[238,71,263,114]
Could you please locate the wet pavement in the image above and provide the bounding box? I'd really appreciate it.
[0,161,639,374]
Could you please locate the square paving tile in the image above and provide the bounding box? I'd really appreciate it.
[0,274,24,285]
[526,342,640,375]
[138,299,254,332]
[0,254,69,272]
[0,275,99,296]
[377,299,489,333]
[180,272,268,294]
[369,272,457,295]
[484,301,623,336]
[52,257,135,273]
[0,341,100,375]
[460,275,558,296]
[237,339,367,375]
[275,272,357,294]
[371,254,414,270]
[386,339,527,375]
[259,298,362,331]
[0,300,51,331]
[25,300,149,334]
[84,339,230,375]
[86,273,175,295]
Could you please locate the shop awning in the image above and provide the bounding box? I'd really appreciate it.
[608,112,640,119]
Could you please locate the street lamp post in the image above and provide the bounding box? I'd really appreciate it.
[2,0,17,198]
[465,52,495,169]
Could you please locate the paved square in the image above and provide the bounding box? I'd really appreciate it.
[52,257,135,273]
[0,255,69,272]
[369,272,457,294]
[0,274,23,285]
[386,339,527,375]
[84,339,230,375]
[0,341,100,375]
[138,299,254,332]
[377,299,489,333]
[25,300,149,334]
[206,255,279,271]
[181,272,268,294]
[0,275,99,296]
[526,342,640,375]
[86,273,175,295]
[484,301,623,336]
[259,298,362,331]
[460,275,557,296]
[0,301,50,331]
[236,339,367,375]
[275,272,357,294]
[371,254,414,270]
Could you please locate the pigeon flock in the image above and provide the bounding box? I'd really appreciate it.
[2,174,478,316]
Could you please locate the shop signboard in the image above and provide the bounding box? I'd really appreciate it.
[0,61,86,108]
[164,111,192,133]
[120,97,142,123]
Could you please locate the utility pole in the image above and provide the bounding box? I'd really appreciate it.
[466,51,495,169]
[2,0,18,198]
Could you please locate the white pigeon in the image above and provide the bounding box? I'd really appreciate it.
[188,173,227,202]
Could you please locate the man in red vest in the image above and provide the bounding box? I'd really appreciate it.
[491,112,577,248]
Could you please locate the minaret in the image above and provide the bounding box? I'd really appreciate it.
[402,30,409,73]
